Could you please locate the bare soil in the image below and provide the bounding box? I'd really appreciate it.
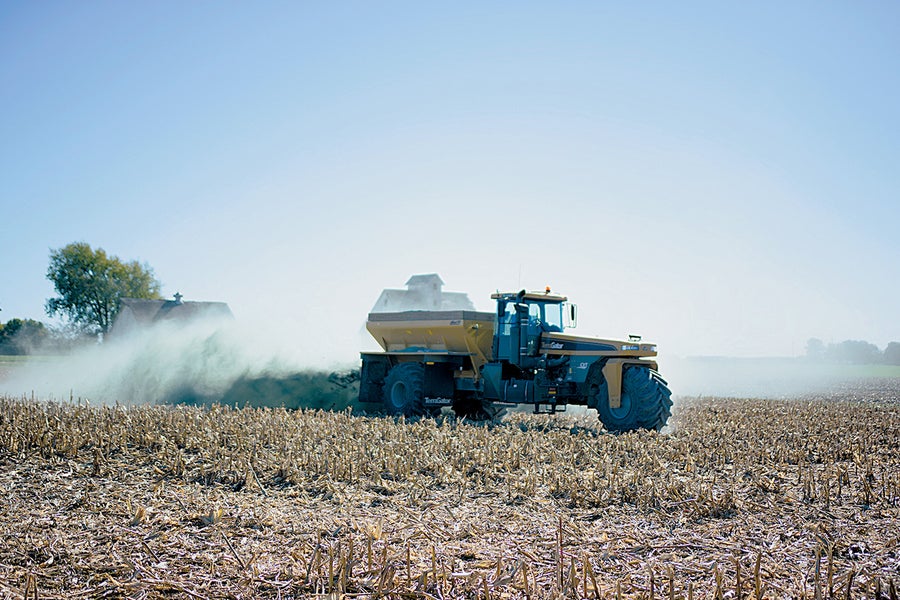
[0,379,898,599]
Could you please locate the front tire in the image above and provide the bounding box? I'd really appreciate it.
[382,363,427,416]
[592,366,672,432]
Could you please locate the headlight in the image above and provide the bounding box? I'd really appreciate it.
[621,344,640,351]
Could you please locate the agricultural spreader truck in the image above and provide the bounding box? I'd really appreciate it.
[359,287,672,432]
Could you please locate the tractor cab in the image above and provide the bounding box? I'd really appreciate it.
[490,289,575,368]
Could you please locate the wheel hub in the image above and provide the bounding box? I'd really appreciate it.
[389,382,408,410]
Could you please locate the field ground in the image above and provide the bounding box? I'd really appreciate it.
[1,380,899,599]
[0,355,58,386]
[0,355,59,366]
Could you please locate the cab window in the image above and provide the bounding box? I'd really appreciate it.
[528,303,541,324]
[499,302,517,335]
[544,303,563,331]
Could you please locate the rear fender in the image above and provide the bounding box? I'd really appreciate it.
[602,358,659,408]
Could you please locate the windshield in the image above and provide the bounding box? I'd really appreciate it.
[497,300,564,332]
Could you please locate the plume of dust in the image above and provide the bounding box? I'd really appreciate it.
[661,354,857,399]
[0,316,359,407]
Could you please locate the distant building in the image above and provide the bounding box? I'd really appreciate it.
[370,274,475,313]
[109,293,233,338]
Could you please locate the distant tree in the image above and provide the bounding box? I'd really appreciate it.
[45,242,162,335]
[884,342,900,366]
[805,338,825,360]
[0,318,49,355]
[826,340,881,364]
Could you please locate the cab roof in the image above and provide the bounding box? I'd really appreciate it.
[491,289,568,303]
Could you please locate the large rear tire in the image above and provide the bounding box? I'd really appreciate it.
[383,363,427,416]
[592,366,672,432]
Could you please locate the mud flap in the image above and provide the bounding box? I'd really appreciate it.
[602,358,658,408]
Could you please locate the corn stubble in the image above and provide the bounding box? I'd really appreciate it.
[0,380,898,599]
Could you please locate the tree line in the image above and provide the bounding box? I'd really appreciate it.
[0,319,50,355]
[1,242,161,354]
[4,242,900,365]
[805,338,900,366]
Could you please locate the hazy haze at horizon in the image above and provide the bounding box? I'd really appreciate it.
[2,2,898,365]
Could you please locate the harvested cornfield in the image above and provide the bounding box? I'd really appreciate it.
[0,380,898,599]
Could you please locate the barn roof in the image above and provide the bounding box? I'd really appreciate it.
[110,295,233,338]
[405,273,444,286]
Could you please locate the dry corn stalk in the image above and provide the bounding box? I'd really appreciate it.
[0,379,897,598]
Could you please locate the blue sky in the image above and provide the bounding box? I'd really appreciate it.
[1,2,898,363]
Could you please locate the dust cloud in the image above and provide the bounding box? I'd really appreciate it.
[0,317,360,408]
[661,355,861,399]
[0,313,872,412]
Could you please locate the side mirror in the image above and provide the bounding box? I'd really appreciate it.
[566,304,577,328]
